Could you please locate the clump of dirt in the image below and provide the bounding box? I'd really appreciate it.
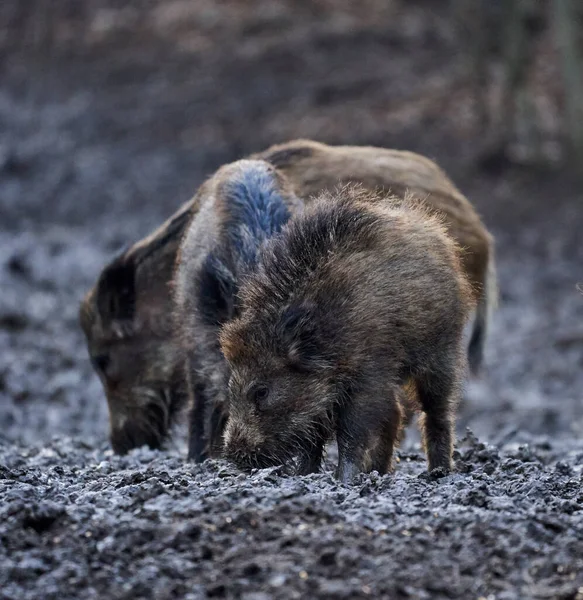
[1,1,582,598]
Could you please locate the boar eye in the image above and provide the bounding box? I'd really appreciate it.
[249,384,269,404]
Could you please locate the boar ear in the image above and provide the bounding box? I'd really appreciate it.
[96,251,136,325]
[219,319,248,365]
[276,301,331,371]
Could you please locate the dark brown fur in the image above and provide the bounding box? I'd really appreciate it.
[173,159,303,462]
[80,139,495,454]
[220,188,476,481]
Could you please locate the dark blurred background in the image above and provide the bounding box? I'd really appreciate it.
[0,0,582,446]
[1,0,582,229]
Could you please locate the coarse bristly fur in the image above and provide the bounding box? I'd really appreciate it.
[173,159,303,462]
[220,186,476,482]
[80,138,495,455]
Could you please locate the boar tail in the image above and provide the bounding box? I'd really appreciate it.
[468,248,498,375]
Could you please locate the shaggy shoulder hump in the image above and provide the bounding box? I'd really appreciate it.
[252,191,382,300]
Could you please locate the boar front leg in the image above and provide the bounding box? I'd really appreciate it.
[186,363,211,462]
[296,422,328,475]
[335,383,402,484]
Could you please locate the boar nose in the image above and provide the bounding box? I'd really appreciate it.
[225,425,249,451]
[224,424,260,462]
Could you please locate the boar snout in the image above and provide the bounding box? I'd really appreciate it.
[223,419,275,470]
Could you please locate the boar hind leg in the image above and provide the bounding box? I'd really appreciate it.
[336,385,402,483]
[398,379,419,444]
[415,362,460,472]
[369,392,402,474]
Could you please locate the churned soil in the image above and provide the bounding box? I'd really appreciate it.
[1,1,582,598]
[2,435,583,600]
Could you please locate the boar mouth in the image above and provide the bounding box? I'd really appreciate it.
[225,419,327,474]
[226,442,308,475]
[110,386,172,454]
[227,449,277,472]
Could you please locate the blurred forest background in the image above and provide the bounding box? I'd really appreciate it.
[2,0,583,165]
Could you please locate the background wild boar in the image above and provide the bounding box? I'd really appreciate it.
[255,140,496,374]
[79,139,495,454]
[79,206,192,454]
[173,159,302,461]
[220,188,475,481]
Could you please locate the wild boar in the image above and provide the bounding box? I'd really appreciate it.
[220,187,475,481]
[173,159,302,461]
[79,205,192,454]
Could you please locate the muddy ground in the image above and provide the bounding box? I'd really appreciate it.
[1,2,582,599]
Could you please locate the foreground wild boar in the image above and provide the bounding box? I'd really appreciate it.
[80,139,494,455]
[220,188,475,481]
[173,160,302,461]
